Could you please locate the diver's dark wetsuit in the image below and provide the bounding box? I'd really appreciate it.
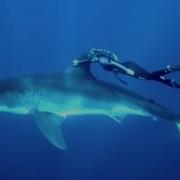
[114,61,180,89]
[73,49,180,89]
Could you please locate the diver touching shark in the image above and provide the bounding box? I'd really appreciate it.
[73,48,180,88]
[0,49,180,150]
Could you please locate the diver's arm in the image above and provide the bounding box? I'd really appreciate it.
[72,56,98,66]
[72,49,101,66]
[72,58,89,66]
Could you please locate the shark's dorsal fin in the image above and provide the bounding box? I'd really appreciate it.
[34,112,67,150]
[65,62,96,79]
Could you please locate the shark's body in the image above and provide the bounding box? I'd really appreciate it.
[0,63,179,150]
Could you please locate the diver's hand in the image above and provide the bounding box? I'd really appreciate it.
[89,48,119,62]
[72,59,79,66]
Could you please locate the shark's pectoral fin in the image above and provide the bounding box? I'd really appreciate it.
[34,112,67,150]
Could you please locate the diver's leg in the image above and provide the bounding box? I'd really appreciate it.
[155,76,180,89]
[150,65,180,78]
[121,61,151,78]
[149,70,172,79]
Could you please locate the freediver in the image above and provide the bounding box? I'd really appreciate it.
[72,48,180,89]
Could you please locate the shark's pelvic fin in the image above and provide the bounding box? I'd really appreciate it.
[108,114,126,123]
[34,112,67,150]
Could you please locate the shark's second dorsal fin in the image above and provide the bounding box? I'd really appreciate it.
[65,61,96,79]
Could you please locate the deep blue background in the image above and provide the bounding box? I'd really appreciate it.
[0,0,180,179]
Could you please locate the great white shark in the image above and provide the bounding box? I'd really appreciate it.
[0,62,180,150]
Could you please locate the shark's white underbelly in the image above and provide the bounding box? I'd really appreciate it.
[0,91,151,123]
[37,95,109,117]
[37,94,151,121]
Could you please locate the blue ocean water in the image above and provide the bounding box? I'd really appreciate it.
[0,0,180,179]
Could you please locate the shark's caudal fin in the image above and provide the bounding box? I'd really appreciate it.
[34,112,67,150]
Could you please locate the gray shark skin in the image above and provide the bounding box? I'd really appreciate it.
[0,63,179,150]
